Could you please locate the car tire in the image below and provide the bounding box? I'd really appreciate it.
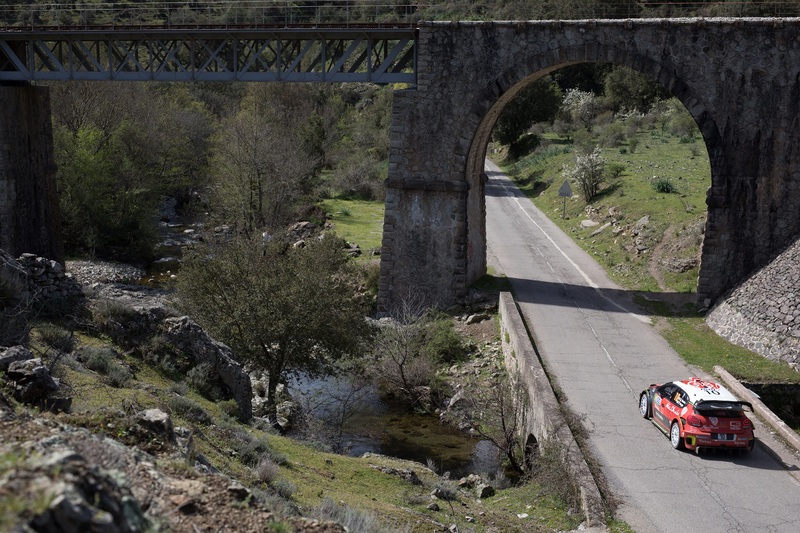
[639,393,650,419]
[670,421,685,450]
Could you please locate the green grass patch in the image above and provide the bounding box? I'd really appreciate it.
[320,198,385,254]
[660,316,800,384]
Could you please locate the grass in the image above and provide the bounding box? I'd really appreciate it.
[320,198,385,254]
[503,121,710,293]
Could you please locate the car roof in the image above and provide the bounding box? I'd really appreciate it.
[673,378,741,404]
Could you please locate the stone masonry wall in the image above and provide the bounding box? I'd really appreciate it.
[0,85,63,264]
[707,238,800,366]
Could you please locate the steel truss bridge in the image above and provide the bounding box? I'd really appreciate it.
[0,26,417,84]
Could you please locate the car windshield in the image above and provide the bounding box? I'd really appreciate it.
[694,401,749,417]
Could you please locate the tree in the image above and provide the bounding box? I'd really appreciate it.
[561,88,598,131]
[563,146,606,202]
[177,233,372,426]
[209,85,320,233]
[494,76,562,154]
[444,372,527,474]
[603,66,669,113]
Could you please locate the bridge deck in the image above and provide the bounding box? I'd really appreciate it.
[0,26,417,83]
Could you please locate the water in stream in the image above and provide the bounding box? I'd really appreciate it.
[291,376,500,478]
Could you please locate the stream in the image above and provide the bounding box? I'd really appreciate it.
[145,206,499,477]
[290,376,501,478]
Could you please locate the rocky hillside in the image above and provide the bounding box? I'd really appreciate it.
[2,251,587,533]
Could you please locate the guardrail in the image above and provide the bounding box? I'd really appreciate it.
[1,1,798,31]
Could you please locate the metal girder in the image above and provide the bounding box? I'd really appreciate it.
[0,28,417,84]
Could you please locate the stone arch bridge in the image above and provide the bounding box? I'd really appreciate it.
[1,18,799,311]
[377,18,800,311]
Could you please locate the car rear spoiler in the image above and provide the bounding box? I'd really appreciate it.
[695,400,754,412]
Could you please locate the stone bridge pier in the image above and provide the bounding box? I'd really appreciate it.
[378,19,800,312]
[0,84,62,263]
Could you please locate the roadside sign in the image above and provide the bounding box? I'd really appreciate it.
[558,179,572,218]
[558,179,573,198]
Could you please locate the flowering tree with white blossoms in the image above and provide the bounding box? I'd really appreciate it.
[562,146,606,202]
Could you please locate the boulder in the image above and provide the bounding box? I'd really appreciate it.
[7,358,59,404]
[0,345,34,372]
[162,317,252,422]
[135,409,175,443]
[475,483,495,499]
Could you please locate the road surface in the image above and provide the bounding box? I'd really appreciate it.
[484,160,800,532]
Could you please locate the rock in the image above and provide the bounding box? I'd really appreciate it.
[580,219,600,229]
[0,345,34,372]
[590,222,611,236]
[162,316,253,422]
[466,313,490,325]
[7,358,59,404]
[427,502,440,511]
[475,483,495,499]
[135,409,175,442]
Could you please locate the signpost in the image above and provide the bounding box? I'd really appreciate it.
[558,179,573,218]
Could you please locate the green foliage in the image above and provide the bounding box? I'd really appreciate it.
[186,362,225,402]
[422,319,466,364]
[652,177,677,194]
[166,395,212,425]
[603,66,670,113]
[178,233,372,424]
[494,77,562,150]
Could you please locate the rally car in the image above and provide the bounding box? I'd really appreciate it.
[639,378,755,454]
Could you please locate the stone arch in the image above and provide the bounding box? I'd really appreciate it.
[523,433,539,471]
[456,44,723,292]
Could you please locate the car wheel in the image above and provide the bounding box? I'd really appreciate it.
[670,421,684,450]
[639,393,650,419]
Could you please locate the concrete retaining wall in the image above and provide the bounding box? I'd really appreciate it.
[498,291,605,526]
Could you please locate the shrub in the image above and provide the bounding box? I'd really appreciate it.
[256,454,280,485]
[272,479,296,499]
[423,319,465,364]
[166,395,212,425]
[92,299,137,327]
[186,362,225,401]
[315,498,387,533]
[652,177,677,194]
[37,324,75,353]
[80,346,132,388]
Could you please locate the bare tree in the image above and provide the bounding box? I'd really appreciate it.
[370,296,438,410]
[445,372,527,474]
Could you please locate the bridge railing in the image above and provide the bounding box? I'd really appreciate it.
[0,1,421,30]
[1,1,799,30]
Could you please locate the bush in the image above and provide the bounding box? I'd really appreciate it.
[0,268,29,346]
[272,479,296,500]
[423,319,465,364]
[315,498,387,533]
[166,395,212,425]
[37,324,75,353]
[80,346,132,388]
[256,454,280,485]
[652,177,677,194]
[186,362,225,401]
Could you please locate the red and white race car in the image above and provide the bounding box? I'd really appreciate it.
[639,378,755,454]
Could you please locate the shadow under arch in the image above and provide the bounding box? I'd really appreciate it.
[458,43,723,291]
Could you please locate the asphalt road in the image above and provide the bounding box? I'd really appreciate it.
[484,160,800,533]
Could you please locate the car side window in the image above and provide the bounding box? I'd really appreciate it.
[658,384,676,399]
[674,390,688,408]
